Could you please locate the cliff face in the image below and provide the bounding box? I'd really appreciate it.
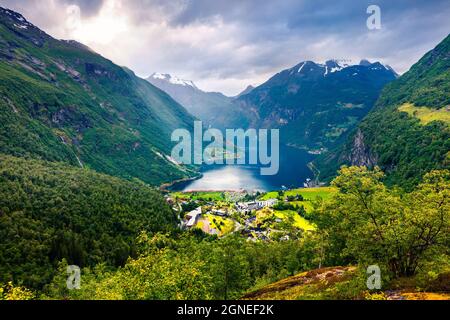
[316,34,450,188]
[347,129,378,167]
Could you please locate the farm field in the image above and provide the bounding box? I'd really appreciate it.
[260,187,336,201]
[398,103,450,126]
[170,191,226,201]
[196,214,236,236]
[274,210,316,231]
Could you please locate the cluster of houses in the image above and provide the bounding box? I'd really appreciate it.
[235,199,278,214]
[182,199,278,232]
[182,207,228,229]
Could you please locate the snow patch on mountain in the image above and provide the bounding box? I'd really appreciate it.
[151,73,197,88]
[329,66,343,73]
[297,62,306,73]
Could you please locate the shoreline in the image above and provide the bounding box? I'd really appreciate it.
[159,173,203,192]
[174,189,250,193]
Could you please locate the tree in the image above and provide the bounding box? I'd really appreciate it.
[315,166,449,277]
[210,236,251,300]
[0,282,34,300]
[297,205,307,218]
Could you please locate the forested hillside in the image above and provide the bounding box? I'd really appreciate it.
[28,167,448,300]
[0,7,197,186]
[0,155,177,289]
[316,34,450,189]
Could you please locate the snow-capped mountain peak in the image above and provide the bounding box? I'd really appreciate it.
[1,7,35,30]
[150,73,197,88]
[323,60,345,75]
[286,58,397,79]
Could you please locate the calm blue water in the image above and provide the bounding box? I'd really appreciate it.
[172,145,315,192]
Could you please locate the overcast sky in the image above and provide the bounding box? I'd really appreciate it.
[1,0,449,95]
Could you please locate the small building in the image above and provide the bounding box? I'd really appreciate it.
[236,199,278,213]
[212,209,227,216]
[185,207,202,228]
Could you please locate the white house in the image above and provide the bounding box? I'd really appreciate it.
[212,209,227,216]
[236,199,278,213]
[185,207,202,228]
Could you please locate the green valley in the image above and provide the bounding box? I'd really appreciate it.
[0,5,448,304]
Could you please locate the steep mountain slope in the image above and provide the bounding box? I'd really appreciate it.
[0,7,197,185]
[147,73,244,128]
[234,85,255,98]
[316,34,450,189]
[235,60,397,151]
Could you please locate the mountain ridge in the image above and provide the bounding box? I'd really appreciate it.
[315,33,450,188]
[146,72,246,129]
[0,6,197,185]
[234,58,398,151]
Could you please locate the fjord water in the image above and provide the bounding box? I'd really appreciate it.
[172,145,315,191]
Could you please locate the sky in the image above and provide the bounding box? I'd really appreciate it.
[0,0,449,96]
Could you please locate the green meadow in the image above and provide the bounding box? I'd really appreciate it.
[260,187,336,201]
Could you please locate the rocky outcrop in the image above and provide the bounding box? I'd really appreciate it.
[348,129,378,167]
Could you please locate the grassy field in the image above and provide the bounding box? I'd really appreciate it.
[274,210,315,231]
[196,214,235,237]
[260,187,336,201]
[398,103,450,126]
[171,191,226,201]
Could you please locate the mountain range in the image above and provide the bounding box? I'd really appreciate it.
[146,72,249,129]
[316,34,450,189]
[234,59,398,151]
[147,45,449,189]
[148,59,398,154]
[0,5,448,190]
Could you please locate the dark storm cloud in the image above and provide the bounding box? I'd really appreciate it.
[123,0,450,75]
[0,0,449,94]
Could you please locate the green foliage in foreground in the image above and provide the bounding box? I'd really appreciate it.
[0,282,34,300]
[43,233,325,300]
[0,155,177,289]
[3,165,449,300]
[315,166,450,278]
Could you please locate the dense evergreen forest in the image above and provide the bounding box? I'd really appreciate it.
[0,155,177,289]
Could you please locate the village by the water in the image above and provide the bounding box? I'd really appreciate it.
[166,186,335,241]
